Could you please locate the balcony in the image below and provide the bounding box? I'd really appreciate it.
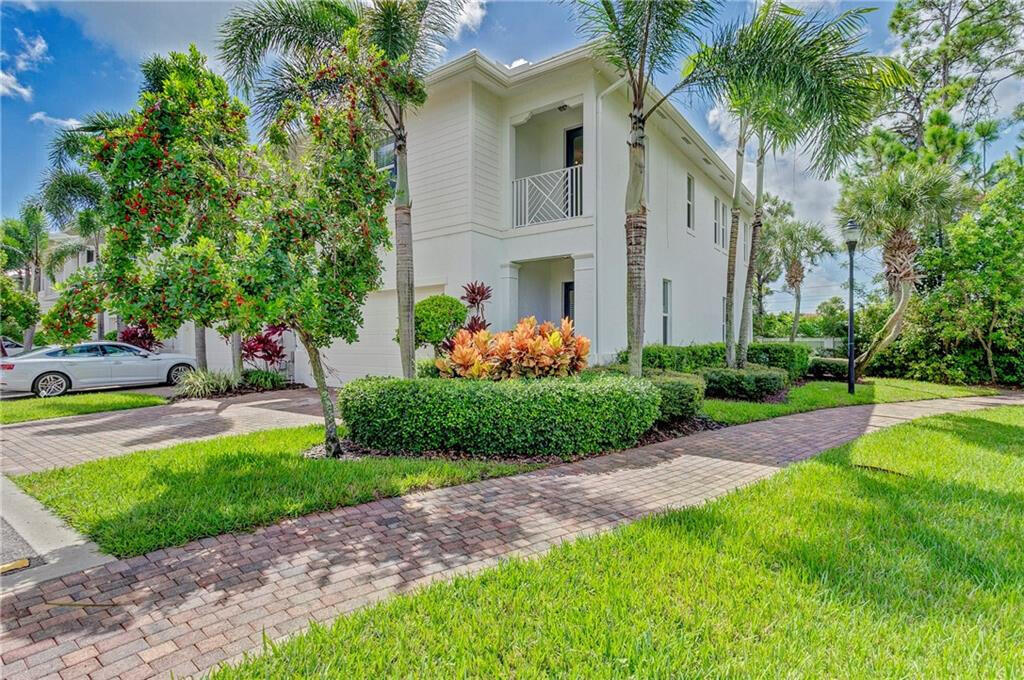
[512,164,583,227]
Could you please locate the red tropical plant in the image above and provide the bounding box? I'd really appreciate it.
[118,323,164,351]
[241,324,287,369]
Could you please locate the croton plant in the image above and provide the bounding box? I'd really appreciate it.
[436,316,590,380]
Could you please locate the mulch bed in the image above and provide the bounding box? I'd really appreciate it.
[168,382,306,403]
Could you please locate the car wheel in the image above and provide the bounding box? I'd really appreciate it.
[167,364,193,385]
[34,372,70,398]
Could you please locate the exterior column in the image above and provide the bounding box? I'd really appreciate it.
[499,262,520,330]
[571,252,596,353]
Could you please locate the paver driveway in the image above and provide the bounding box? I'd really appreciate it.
[1,394,1021,679]
[0,389,325,476]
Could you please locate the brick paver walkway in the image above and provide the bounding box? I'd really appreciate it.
[1,394,1020,679]
[0,389,326,476]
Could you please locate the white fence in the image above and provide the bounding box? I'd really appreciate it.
[512,164,583,227]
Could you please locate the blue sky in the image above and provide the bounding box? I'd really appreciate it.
[2,1,1021,311]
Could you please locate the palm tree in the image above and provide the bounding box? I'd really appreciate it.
[837,163,973,376]
[751,194,789,332]
[4,202,50,350]
[775,219,835,342]
[566,0,718,376]
[220,0,465,379]
[974,119,1000,175]
[40,168,108,339]
[731,7,909,367]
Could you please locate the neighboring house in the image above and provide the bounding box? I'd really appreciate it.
[41,44,756,387]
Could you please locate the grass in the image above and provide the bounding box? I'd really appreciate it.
[704,377,997,425]
[211,405,1024,678]
[12,425,537,557]
[0,391,168,425]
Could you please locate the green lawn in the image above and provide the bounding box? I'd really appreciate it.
[0,391,168,424]
[212,405,1024,678]
[12,425,536,557]
[704,377,997,425]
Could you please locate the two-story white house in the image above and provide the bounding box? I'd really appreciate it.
[42,43,755,387]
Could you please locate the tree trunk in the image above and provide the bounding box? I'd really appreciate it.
[975,316,998,383]
[855,279,913,378]
[394,133,416,379]
[230,331,243,379]
[116,317,125,337]
[789,284,801,342]
[23,264,41,351]
[297,330,342,457]
[737,137,766,367]
[725,120,748,367]
[94,234,104,340]
[624,109,648,378]
[194,323,208,370]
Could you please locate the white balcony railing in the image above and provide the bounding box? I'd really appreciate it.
[512,164,583,227]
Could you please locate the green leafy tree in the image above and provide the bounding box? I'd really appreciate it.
[0,253,39,354]
[775,220,835,342]
[837,163,974,376]
[219,0,455,379]
[814,296,848,339]
[2,202,50,350]
[920,158,1024,382]
[752,193,789,330]
[566,0,718,376]
[886,0,1024,147]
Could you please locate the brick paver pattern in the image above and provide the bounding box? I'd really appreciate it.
[0,389,326,476]
[1,394,1021,679]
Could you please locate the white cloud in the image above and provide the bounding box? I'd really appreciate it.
[506,57,530,69]
[0,70,32,100]
[454,0,487,39]
[13,29,50,71]
[28,111,82,129]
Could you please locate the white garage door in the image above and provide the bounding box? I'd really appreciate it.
[295,286,444,387]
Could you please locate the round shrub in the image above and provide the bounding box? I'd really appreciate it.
[413,295,467,353]
[698,365,787,401]
[338,376,660,459]
[415,357,440,378]
[746,343,811,380]
[242,368,286,390]
[586,364,704,422]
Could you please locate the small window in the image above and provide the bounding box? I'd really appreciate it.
[662,279,672,345]
[713,197,720,245]
[686,175,695,231]
[375,137,397,187]
[721,202,729,248]
[743,222,750,262]
[86,248,95,263]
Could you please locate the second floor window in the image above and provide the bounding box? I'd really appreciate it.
[721,202,729,248]
[686,175,694,231]
[713,197,720,245]
[375,137,397,188]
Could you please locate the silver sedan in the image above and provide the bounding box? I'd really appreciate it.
[0,342,196,397]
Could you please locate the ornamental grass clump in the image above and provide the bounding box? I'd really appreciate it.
[435,316,591,380]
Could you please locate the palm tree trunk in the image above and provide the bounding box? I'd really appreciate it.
[394,134,415,379]
[194,323,208,370]
[737,138,766,367]
[94,234,104,340]
[23,264,41,351]
[725,120,748,367]
[230,331,243,379]
[789,284,801,342]
[297,330,341,457]
[624,109,648,378]
[854,279,913,378]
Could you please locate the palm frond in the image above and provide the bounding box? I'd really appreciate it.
[40,169,105,228]
[49,111,132,168]
[44,241,87,282]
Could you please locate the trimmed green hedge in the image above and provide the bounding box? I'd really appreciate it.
[808,356,848,380]
[338,376,660,459]
[587,365,704,422]
[699,365,788,401]
[745,344,811,380]
[618,342,809,379]
[416,358,440,379]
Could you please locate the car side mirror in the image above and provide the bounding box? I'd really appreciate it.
[138,351,151,358]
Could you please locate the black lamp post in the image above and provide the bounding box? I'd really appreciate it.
[842,218,862,394]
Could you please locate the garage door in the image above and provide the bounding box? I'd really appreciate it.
[295,286,444,387]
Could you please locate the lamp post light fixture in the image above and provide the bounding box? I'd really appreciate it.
[842,218,862,395]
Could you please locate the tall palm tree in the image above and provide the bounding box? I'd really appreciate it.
[775,219,835,342]
[220,0,465,379]
[974,119,1000,176]
[751,194,789,332]
[731,7,909,367]
[837,163,973,376]
[4,202,50,350]
[567,0,718,376]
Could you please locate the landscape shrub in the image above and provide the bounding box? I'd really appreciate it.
[745,343,811,380]
[412,295,467,354]
[436,316,590,379]
[416,357,440,378]
[618,343,726,372]
[118,323,164,352]
[242,325,286,369]
[242,368,285,390]
[338,376,659,458]
[587,364,704,422]
[807,357,848,380]
[175,370,240,399]
[699,365,787,401]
